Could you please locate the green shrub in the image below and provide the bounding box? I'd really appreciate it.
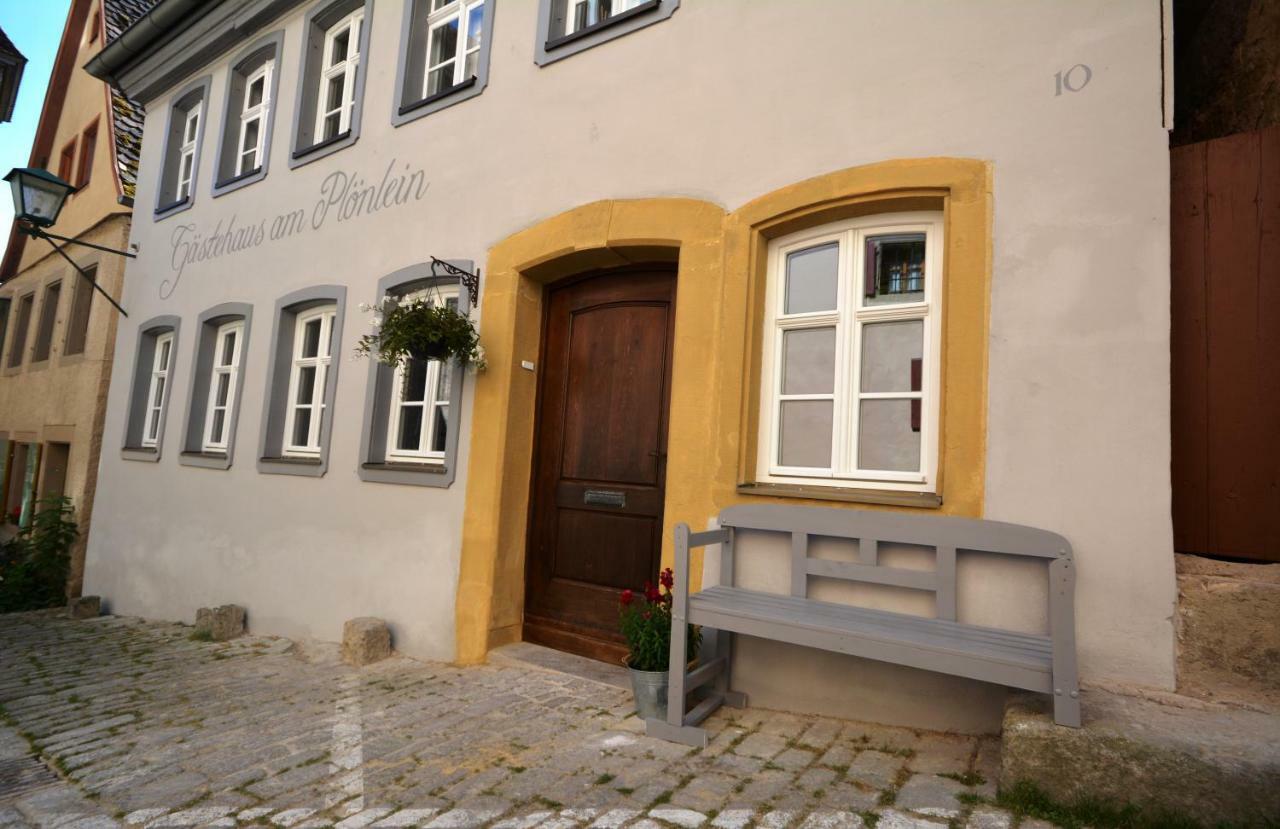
[0,496,78,613]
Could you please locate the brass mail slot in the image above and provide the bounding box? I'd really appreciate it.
[583,489,626,508]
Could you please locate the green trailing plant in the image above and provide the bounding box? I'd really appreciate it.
[0,496,79,613]
[355,294,485,369]
[618,568,700,672]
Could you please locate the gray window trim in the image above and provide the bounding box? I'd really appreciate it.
[212,31,286,198]
[289,0,375,169]
[154,75,212,220]
[122,315,182,463]
[534,0,677,66]
[257,285,347,477]
[357,260,472,487]
[391,0,495,127]
[179,302,254,470]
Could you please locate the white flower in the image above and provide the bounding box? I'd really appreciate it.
[358,302,372,312]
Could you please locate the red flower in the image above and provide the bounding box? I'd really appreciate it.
[659,568,674,590]
[620,589,634,606]
[644,582,661,603]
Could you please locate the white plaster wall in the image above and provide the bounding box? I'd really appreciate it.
[85,0,1175,692]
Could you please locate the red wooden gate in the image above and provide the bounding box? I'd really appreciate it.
[1170,125,1280,562]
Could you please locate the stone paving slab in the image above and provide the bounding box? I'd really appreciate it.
[0,611,1025,827]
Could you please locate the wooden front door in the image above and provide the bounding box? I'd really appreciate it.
[524,267,677,661]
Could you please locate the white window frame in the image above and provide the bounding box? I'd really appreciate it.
[565,0,645,34]
[176,107,200,201]
[756,212,944,493]
[385,287,457,463]
[202,320,244,452]
[315,9,363,142]
[422,0,484,98]
[142,332,174,448]
[236,62,272,176]
[282,306,336,457]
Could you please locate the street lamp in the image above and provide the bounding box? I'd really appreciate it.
[5,166,131,317]
[4,167,74,228]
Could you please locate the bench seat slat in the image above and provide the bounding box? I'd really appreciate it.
[696,586,1052,654]
[689,586,1053,692]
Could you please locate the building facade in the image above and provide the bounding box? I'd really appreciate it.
[0,0,150,596]
[85,0,1177,732]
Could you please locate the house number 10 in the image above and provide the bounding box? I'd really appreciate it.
[1055,64,1092,95]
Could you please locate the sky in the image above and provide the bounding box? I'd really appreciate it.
[0,0,74,239]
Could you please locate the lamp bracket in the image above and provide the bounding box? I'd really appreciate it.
[429,256,480,308]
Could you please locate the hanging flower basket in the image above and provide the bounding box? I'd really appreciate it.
[356,295,485,370]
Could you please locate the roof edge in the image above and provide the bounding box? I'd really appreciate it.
[84,0,214,87]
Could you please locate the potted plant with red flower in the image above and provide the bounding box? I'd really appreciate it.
[619,567,700,720]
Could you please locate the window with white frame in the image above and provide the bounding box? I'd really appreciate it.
[142,332,174,448]
[564,0,646,34]
[422,0,484,97]
[316,9,363,143]
[283,306,335,456]
[386,289,457,463]
[176,108,200,201]
[236,63,272,175]
[756,212,943,493]
[203,321,244,452]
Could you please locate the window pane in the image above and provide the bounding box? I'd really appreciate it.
[219,330,237,365]
[404,360,429,402]
[301,318,322,358]
[781,327,835,395]
[430,18,460,67]
[147,411,160,441]
[435,359,453,401]
[214,372,231,406]
[152,376,166,408]
[784,243,838,315]
[292,408,312,447]
[241,119,260,155]
[325,74,346,113]
[184,112,198,143]
[396,406,423,451]
[778,400,833,468]
[179,153,194,183]
[330,29,349,65]
[323,112,341,141]
[247,77,264,108]
[431,405,448,452]
[465,3,483,53]
[296,366,317,404]
[158,339,171,368]
[210,409,226,444]
[865,234,926,306]
[858,399,921,472]
[860,320,923,393]
[427,63,455,96]
[325,316,335,356]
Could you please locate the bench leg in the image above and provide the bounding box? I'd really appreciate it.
[710,628,748,709]
[646,717,709,747]
[1053,692,1081,728]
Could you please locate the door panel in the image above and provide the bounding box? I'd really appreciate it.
[525,267,677,660]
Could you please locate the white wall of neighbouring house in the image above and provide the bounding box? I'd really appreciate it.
[84,0,1174,728]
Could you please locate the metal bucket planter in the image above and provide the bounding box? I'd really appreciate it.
[628,667,669,721]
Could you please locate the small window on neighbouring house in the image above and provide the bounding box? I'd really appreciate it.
[31,282,61,363]
[283,306,336,456]
[63,266,96,356]
[89,7,101,42]
[317,10,363,143]
[143,332,174,447]
[203,321,244,452]
[58,140,76,182]
[157,81,209,212]
[756,213,943,494]
[77,122,97,188]
[7,294,33,368]
[0,298,10,366]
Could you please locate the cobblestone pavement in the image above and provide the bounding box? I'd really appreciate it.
[0,611,1035,828]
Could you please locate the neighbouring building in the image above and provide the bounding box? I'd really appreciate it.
[83,0,1177,732]
[0,0,151,596]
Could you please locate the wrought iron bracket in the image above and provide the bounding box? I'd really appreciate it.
[430,256,480,308]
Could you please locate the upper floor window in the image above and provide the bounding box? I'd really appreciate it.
[31,281,61,363]
[58,140,76,182]
[203,320,244,452]
[394,0,493,124]
[6,293,33,368]
[76,121,97,188]
[143,332,174,448]
[292,0,372,165]
[318,10,363,143]
[214,34,284,195]
[238,64,271,175]
[0,297,10,366]
[63,266,95,356]
[424,0,482,97]
[536,0,676,65]
[156,78,211,216]
[284,306,336,456]
[756,213,943,494]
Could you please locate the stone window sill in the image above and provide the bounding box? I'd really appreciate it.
[737,482,942,509]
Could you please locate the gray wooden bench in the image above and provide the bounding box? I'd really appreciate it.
[645,503,1080,747]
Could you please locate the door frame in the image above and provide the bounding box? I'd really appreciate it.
[521,265,678,662]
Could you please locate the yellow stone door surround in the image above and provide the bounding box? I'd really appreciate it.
[455,158,993,665]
